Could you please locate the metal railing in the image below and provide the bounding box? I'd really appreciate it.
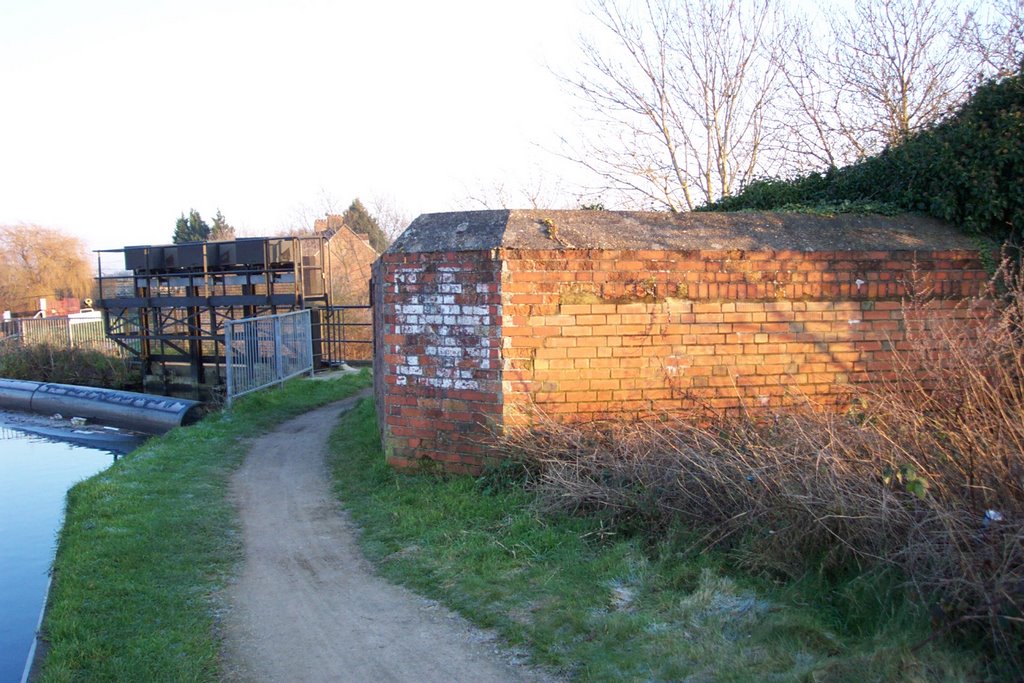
[224,309,314,406]
[315,305,373,365]
[0,316,122,354]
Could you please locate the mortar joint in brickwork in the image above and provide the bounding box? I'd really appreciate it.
[378,214,987,474]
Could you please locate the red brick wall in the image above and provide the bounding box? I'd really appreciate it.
[324,224,378,306]
[373,250,503,473]
[501,248,988,422]
[375,246,988,472]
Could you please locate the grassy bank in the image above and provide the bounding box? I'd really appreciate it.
[37,370,371,682]
[329,399,983,681]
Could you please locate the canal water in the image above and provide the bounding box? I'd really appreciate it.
[0,422,136,682]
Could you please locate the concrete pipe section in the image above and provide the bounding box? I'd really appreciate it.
[0,379,202,435]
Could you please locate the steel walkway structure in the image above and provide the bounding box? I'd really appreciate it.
[96,236,331,393]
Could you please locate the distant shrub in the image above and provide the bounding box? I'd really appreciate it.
[0,343,136,388]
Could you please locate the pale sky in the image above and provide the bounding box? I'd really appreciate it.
[0,0,588,258]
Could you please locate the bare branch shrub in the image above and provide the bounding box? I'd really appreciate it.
[0,343,136,388]
[501,263,1024,669]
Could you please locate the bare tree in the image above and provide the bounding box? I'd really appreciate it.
[276,191,409,247]
[460,170,575,210]
[461,179,517,210]
[771,0,1020,170]
[276,189,345,237]
[824,0,977,157]
[775,17,864,171]
[564,0,790,210]
[966,0,1024,78]
[566,0,1008,203]
[0,224,93,314]
[367,194,412,243]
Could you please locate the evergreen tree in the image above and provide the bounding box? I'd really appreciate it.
[210,209,236,241]
[172,209,211,243]
[342,198,388,252]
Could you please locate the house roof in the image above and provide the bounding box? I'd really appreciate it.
[314,215,377,252]
[388,209,980,254]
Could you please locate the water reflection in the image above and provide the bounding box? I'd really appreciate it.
[1,426,32,439]
[0,424,118,682]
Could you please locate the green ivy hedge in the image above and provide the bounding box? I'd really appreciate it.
[705,69,1024,247]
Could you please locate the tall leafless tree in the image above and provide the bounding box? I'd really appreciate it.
[825,0,977,156]
[966,0,1024,78]
[775,0,977,169]
[777,0,1023,169]
[774,17,856,171]
[461,170,574,210]
[565,0,1018,205]
[564,0,790,211]
[367,194,411,243]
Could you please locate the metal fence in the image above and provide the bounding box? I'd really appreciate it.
[0,316,121,354]
[315,305,373,365]
[224,309,314,407]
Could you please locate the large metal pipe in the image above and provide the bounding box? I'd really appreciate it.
[0,379,202,434]
[0,379,37,413]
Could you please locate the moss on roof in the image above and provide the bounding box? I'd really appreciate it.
[388,210,978,254]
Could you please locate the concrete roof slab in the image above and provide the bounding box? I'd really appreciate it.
[387,210,978,254]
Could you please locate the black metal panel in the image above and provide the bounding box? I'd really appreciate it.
[149,296,209,307]
[216,241,236,266]
[161,246,179,269]
[177,243,206,268]
[147,247,166,271]
[123,246,166,272]
[124,238,309,273]
[232,239,267,266]
[124,246,149,272]
[99,297,153,308]
[101,293,301,309]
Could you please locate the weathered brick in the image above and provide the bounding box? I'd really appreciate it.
[378,240,988,473]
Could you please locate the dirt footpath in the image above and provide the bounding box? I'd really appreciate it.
[222,391,555,683]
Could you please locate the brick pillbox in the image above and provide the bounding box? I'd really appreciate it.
[372,210,988,474]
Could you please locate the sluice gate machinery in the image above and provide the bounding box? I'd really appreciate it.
[96,236,329,394]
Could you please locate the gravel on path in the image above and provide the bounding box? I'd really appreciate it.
[221,390,556,682]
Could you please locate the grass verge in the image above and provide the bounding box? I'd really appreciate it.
[37,370,372,682]
[503,263,1024,678]
[330,399,982,682]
